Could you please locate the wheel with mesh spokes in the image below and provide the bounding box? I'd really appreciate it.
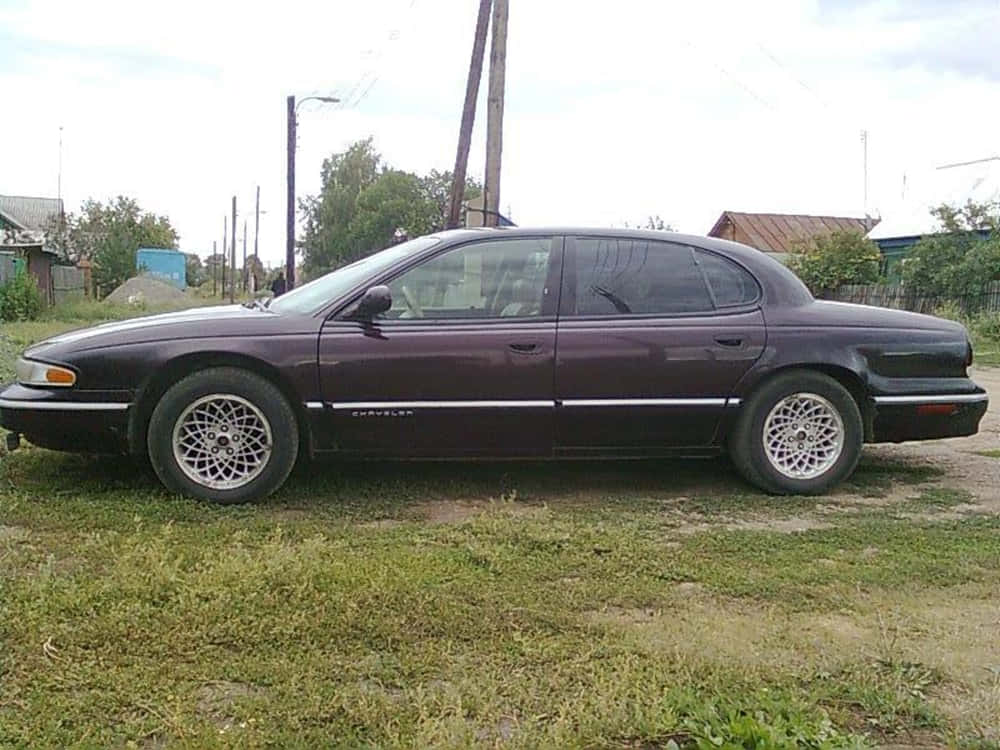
[148,368,299,503]
[730,370,862,495]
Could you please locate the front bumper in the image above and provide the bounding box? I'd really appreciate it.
[871,392,989,443]
[0,383,132,454]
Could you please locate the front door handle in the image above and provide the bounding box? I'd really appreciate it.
[509,342,540,354]
[714,336,743,347]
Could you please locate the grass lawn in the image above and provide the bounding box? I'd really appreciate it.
[2,304,999,748]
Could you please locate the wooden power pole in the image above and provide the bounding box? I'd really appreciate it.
[446,0,492,229]
[221,216,227,298]
[286,95,297,290]
[242,218,248,292]
[212,240,218,296]
[483,0,509,228]
[230,196,237,304]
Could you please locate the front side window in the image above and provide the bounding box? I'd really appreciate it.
[383,237,553,320]
[568,238,714,316]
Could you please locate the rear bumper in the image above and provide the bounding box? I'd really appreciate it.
[0,383,131,454]
[871,392,988,443]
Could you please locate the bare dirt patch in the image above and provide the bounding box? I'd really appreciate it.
[195,680,263,727]
[0,524,29,542]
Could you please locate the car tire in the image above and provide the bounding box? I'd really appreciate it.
[147,367,299,503]
[729,370,862,495]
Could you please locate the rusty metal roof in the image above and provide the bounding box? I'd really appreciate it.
[708,211,877,254]
[0,195,63,232]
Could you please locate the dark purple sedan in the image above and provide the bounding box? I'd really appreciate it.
[0,228,988,502]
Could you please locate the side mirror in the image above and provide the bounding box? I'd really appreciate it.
[355,285,392,319]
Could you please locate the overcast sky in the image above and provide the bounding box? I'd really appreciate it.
[1,0,998,266]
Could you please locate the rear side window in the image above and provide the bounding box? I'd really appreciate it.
[695,250,760,307]
[570,238,714,316]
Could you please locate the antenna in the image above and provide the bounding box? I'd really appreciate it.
[57,125,63,207]
[860,129,868,218]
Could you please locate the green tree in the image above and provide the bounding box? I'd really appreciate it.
[902,201,1000,301]
[787,230,881,296]
[184,253,205,287]
[69,197,179,296]
[625,215,675,231]
[300,139,483,277]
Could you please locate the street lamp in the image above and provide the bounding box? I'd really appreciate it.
[286,94,340,290]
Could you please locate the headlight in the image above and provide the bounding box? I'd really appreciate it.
[15,358,77,387]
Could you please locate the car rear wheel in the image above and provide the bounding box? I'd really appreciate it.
[729,370,862,495]
[147,367,298,503]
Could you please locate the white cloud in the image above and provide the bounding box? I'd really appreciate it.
[0,0,997,267]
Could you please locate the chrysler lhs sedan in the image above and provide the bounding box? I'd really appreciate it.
[0,228,988,503]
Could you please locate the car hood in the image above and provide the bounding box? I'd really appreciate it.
[26,305,317,359]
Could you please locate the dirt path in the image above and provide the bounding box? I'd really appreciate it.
[863,365,1000,514]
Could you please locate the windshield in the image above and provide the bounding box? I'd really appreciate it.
[268,236,441,315]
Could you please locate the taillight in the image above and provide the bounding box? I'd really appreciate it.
[966,340,974,368]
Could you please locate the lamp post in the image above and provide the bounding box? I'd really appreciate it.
[286,95,339,290]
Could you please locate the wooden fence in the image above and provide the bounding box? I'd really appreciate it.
[51,265,86,305]
[0,255,14,285]
[828,282,1000,315]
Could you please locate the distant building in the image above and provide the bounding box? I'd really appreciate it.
[708,211,877,265]
[0,195,64,304]
[867,157,999,280]
[136,247,186,290]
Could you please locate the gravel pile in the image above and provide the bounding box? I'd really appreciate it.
[104,276,187,307]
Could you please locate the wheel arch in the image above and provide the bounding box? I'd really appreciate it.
[128,352,312,458]
[729,362,874,442]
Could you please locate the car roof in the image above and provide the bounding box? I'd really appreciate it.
[431,227,813,307]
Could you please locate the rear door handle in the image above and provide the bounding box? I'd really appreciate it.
[509,342,540,354]
[714,336,743,347]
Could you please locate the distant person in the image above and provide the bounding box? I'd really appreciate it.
[270,272,287,297]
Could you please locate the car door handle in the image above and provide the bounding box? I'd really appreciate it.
[714,336,743,347]
[508,342,540,354]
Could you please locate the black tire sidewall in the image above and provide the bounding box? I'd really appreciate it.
[147,368,299,503]
[737,371,862,495]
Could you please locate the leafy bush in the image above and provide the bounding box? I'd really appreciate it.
[902,201,1000,302]
[933,300,966,323]
[971,312,1000,342]
[787,231,881,296]
[0,270,44,322]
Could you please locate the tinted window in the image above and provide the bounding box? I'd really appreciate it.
[269,236,440,314]
[570,238,713,316]
[696,250,759,307]
[384,237,553,320]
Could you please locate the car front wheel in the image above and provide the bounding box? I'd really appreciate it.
[730,370,863,495]
[147,367,299,503]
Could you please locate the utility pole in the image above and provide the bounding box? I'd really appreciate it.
[242,218,248,292]
[286,95,297,290]
[861,129,869,223]
[483,0,509,228]
[57,126,63,209]
[230,196,237,304]
[254,184,260,263]
[222,216,227,298]
[446,0,492,229]
[212,240,218,296]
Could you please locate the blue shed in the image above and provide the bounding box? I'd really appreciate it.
[136,248,186,290]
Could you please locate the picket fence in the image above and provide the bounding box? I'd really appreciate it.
[828,281,1000,315]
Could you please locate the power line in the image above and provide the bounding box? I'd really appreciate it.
[756,43,830,109]
[337,0,420,111]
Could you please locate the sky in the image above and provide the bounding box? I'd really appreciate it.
[1,0,998,266]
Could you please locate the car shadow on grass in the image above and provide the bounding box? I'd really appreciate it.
[0,444,945,529]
